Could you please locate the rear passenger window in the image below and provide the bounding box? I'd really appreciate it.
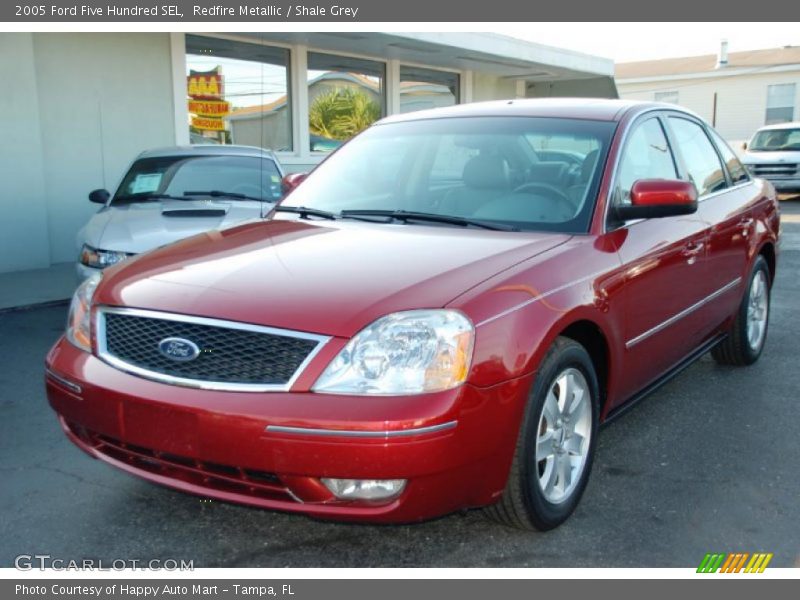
[668,117,727,196]
[708,128,750,184]
[616,118,677,205]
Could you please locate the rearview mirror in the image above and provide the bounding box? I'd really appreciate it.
[281,172,308,196]
[613,179,698,221]
[89,189,110,204]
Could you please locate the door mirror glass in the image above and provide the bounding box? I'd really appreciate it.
[88,189,110,204]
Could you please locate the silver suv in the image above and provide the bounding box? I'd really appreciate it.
[742,122,800,193]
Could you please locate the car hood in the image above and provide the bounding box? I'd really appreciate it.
[96,217,571,337]
[80,199,268,254]
[742,149,800,164]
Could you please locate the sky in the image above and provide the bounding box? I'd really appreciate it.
[502,22,800,63]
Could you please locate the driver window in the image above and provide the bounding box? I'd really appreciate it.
[616,118,678,206]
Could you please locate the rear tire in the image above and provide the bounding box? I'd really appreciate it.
[484,337,599,530]
[711,255,770,366]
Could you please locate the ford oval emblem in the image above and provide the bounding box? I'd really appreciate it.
[158,337,200,362]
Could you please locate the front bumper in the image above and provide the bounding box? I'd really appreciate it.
[45,337,531,523]
[76,262,102,283]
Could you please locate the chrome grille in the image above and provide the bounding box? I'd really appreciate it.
[96,307,328,391]
[750,163,798,177]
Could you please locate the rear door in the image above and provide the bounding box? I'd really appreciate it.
[610,114,714,402]
[665,116,752,332]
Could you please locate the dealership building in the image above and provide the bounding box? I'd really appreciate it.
[1,32,615,275]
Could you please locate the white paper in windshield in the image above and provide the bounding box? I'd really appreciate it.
[129,173,162,194]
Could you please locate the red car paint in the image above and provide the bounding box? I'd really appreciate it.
[45,99,780,523]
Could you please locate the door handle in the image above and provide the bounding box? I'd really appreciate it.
[739,217,754,237]
[681,241,704,264]
[682,241,704,254]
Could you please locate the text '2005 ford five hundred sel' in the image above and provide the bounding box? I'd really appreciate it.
[45,99,780,530]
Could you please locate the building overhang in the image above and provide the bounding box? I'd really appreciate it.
[229,31,615,87]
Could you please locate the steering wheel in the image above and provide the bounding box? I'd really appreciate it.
[512,182,571,204]
[230,183,265,197]
[508,182,576,221]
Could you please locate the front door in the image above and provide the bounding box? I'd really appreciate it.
[610,115,714,404]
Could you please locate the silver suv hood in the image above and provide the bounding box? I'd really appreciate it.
[78,199,268,254]
[742,149,800,165]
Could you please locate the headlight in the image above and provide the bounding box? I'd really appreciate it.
[313,309,474,395]
[80,244,131,269]
[66,272,101,351]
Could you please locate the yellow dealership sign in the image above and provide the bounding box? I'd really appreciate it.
[191,116,225,132]
[188,100,231,117]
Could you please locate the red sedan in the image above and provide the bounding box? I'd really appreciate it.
[45,99,780,530]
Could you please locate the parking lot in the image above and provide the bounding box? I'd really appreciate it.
[1,200,798,569]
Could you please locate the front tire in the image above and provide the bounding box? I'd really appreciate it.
[712,255,771,366]
[485,337,599,530]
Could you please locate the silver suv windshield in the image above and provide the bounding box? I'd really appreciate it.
[113,155,283,204]
[281,116,616,233]
[750,128,800,152]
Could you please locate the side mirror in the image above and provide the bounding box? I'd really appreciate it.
[281,172,308,196]
[741,141,748,151]
[89,189,110,204]
[613,179,698,221]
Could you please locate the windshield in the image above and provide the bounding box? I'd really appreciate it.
[750,128,800,152]
[281,116,615,233]
[113,155,283,204]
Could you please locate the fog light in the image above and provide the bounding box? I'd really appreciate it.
[321,478,406,501]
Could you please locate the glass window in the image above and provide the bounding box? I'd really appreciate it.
[114,155,284,204]
[186,35,291,151]
[654,91,679,105]
[616,118,677,205]
[708,128,750,185]
[307,52,385,153]
[399,66,459,114]
[750,127,800,151]
[282,116,616,234]
[668,117,727,196]
[765,83,796,125]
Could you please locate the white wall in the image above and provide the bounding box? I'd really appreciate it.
[618,70,800,145]
[32,33,177,266]
[0,34,50,272]
[0,33,176,273]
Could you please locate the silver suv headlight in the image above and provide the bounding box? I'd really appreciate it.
[313,309,475,395]
[66,272,101,351]
[80,244,131,269]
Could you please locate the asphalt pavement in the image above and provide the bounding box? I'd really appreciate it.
[1,199,798,568]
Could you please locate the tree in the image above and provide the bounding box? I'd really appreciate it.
[308,87,380,142]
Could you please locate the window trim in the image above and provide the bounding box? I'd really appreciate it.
[663,113,731,200]
[184,33,469,164]
[398,63,461,114]
[607,111,680,228]
[705,125,751,187]
[185,33,294,152]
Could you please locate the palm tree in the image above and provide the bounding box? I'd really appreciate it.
[308,87,380,142]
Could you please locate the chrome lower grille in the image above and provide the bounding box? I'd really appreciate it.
[96,307,329,391]
[750,163,798,177]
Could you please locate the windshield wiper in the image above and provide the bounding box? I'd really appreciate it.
[339,209,519,231]
[113,193,186,203]
[184,190,271,202]
[273,206,338,220]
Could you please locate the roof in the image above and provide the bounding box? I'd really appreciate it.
[379,98,657,124]
[616,45,800,80]
[754,121,800,132]
[137,145,276,159]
